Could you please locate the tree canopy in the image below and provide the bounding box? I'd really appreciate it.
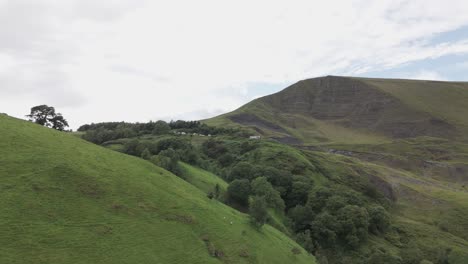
[26,105,69,131]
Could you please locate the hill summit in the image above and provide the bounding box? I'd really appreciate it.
[207,76,468,145]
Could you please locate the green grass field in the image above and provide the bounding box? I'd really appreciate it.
[0,115,315,264]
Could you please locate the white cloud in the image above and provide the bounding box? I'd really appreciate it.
[407,70,447,81]
[1,0,468,129]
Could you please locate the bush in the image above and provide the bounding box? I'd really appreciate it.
[249,196,268,227]
[288,205,314,231]
[311,212,339,248]
[141,148,151,160]
[227,179,251,206]
[123,139,145,156]
[202,139,227,159]
[150,148,181,175]
[152,120,170,135]
[251,177,285,211]
[336,205,369,248]
[368,205,391,234]
[295,229,315,253]
[228,162,255,181]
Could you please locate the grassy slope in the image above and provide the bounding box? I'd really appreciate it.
[179,162,228,195]
[359,78,468,133]
[0,115,315,264]
[306,150,468,260]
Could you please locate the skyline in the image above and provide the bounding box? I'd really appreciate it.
[1,0,468,129]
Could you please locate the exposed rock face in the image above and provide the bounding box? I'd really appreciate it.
[257,76,456,139]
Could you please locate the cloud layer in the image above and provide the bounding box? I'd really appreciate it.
[1,0,468,128]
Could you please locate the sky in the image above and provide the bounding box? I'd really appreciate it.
[1,0,468,129]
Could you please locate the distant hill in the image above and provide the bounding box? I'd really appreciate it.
[0,115,315,264]
[206,76,468,145]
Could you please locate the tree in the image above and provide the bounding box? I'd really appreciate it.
[227,179,251,206]
[311,212,339,248]
[288,204,314,231]
[141,148,151,160]
[152,120,171,135]
[123,139,144,156]
[251,177,285,211]
[249,196,268,227]
[151,148,181,175]
[295,229,315,253]
[228,162,254,181]
[368,205,391,234]
[26,105,69,131]
[336,205,369,248]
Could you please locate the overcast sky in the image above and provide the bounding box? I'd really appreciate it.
[1,0,468,129]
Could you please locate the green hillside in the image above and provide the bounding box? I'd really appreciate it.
[200,76,468,263]
[179,161,228,196]
[0,115,315,264]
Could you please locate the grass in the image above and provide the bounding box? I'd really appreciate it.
[360,78,468,131]
[0,115,315,264]
[179,162,228,196]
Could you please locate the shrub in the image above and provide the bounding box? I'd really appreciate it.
[368,205,391,234]
[291,247,301,255]
[251,177,285,211]
[227,179,251,206]
[141,148,151,160]
[228,162,255,181]
[249,196,268,227]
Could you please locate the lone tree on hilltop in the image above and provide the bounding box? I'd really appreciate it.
[26,105,69,131]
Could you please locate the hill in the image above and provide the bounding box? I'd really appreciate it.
[205,76,468,145]
[0,115,315,264]
[52,76,468,263]
[200,76,468,263]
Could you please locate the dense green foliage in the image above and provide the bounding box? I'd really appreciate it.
[79,120,248,144]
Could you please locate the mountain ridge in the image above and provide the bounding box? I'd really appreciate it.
[205,75,468,145]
